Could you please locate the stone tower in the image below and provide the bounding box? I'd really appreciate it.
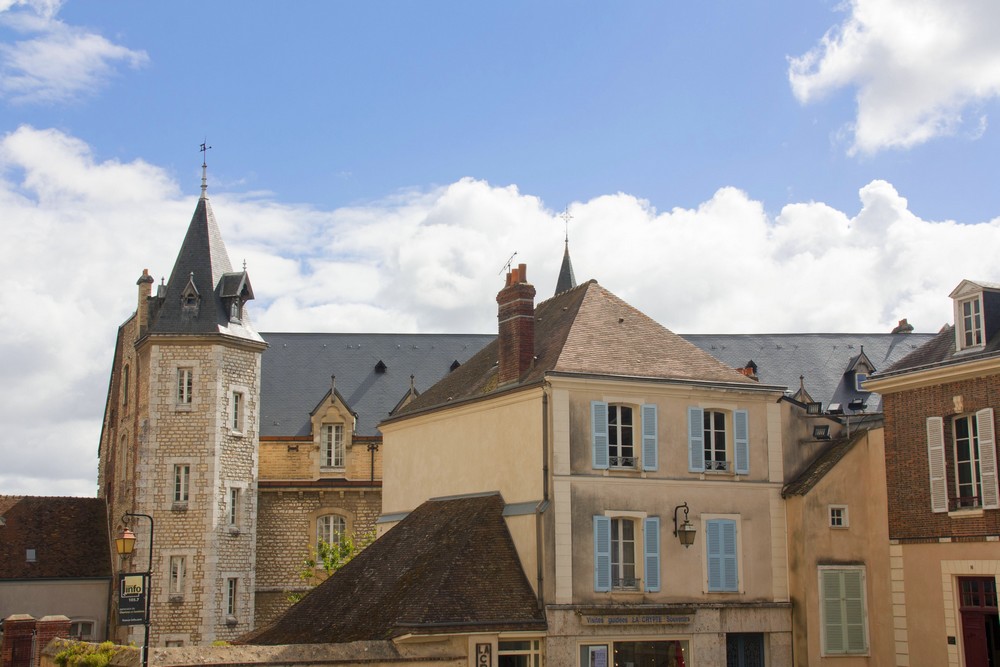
[98,168,266,647]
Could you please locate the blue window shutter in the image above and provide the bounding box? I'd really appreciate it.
[641,404,658,471]
[688,407,705,472]
[594,516,611,592]
[706,519,722,590]
[592,401,609,470]
[721,520,738,591]
[644,517,660,592]
[734,409,750,475]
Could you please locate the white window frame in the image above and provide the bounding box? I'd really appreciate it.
[168,555,186,598]
[958,296,984,350]
[322,423,345,468]
[226,577,238,617]
[703,409,729,472]
[953,413,983,509]
[317,514,346,550]
[229,487,240,527]
[829,505,849,528]
[610,517,638,590]
[176,367,193,406]
[595,510,659,593]
[819,566,870,656]
[607,404,636,469]
[498,638,544,665]
[173,464,190,503]
[231,391,244,433]
[68,619,96,641]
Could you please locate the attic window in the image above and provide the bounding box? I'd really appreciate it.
[959,296,984,349]
[375,360,387,374]
[450,360,461,372]
[854,372,868,392]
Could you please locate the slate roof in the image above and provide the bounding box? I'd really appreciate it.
[240,493,545,645]
[878,324,1000,378]
[0,497,111,580]
[259,332,496,437]
[782,429,869,497]
[147,196,262,344]
[554,240,577,295]
[683,332,936,414]
[393,281,769,420]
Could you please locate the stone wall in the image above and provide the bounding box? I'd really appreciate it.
[253,487,381,628]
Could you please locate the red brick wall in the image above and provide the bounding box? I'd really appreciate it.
[883,372,1000,539]
[496,265,536,385]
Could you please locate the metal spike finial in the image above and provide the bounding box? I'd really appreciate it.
[199,140,212,198]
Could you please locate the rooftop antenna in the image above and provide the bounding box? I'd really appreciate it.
[499,251,518,275]
[199,140,212,198]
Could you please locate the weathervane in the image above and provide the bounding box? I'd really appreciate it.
[559,210,573,243]
[200,139,212,197]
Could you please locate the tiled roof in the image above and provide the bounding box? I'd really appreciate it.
[259,333,495,437]
[240,493,544,645]
[147,197,263,344]
[395,281,762,419]
[782,429,869,497]
[0,496,111,580]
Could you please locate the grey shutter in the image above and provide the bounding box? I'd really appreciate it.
[641,404,658,471]
[644,517,660,592]
[978,408,998,509]
[926,417,948,513]
[688,407,705,472]
[734,409,749,475]
[592,401,609,470]
[593,516,611,592]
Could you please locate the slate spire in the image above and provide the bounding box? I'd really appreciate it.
[555,237,577,295]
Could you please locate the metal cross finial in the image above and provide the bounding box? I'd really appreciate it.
[199,140,212,197]
[559,210,573,243]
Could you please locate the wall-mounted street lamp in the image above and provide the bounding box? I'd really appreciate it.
[117,513,153,667]
[672,503,697,548]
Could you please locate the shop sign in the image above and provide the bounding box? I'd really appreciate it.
[582,613,692,626]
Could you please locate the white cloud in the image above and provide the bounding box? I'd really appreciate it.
[789,0,1000,154]
[3,126,1000,496]
[0,0,148,104]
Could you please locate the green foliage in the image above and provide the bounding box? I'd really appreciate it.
[54,641,128,667]
[285,529,375,603]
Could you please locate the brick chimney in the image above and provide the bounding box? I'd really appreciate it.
[496,263,536,385]
[136,269,154,334]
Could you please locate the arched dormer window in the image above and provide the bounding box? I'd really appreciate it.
[180,273,200,315]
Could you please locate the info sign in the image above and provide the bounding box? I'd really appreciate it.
[118,573,148,625]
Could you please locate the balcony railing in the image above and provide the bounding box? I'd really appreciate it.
[611,577,640,591]
[950,495,981,511]
[610,456,638,469]
[705,460,730,472]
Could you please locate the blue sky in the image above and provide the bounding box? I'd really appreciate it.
[3,0,1000,495]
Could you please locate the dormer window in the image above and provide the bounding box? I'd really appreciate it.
[959,296,983,349]
[230,299,242,323]
[854,372,868,392]
[180,273,200,315]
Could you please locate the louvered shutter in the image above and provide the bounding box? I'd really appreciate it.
[593,516,611,592]
[977,408,998,509]
[843,569,867,652]
[821,569,845,654]
[706,519,722,590]
[721,520,738,591]
[592,401,609,470]
[641,404,658,471]
[734,409,750,475]
[926,417,948,513]
[688,407,705,472]
[644,517,660,592]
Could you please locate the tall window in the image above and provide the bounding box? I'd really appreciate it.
[317,514,346,550]
[608,405,634,468]
[704,410,728,471]
[611,518,636,590]
[591,402,658,472]
[928,410,998,512]
[173,464,190,503]
[231,391,243,432]
[498,639,543,666]
[226,578,238,616]
[177,368,193,405]
[706,518,739,592]
[960,297,984,348]
[322,424,344,468]
[229,487,240,526]
[169,556,186,596]
[121,365,130,408]
[820,567,868,655]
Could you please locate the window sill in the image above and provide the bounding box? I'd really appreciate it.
[948,507,984,519]
[171,502,188,512]
[174,404,193,413]
[225,615,238,626]
[320,466,346,474]
[168,594,184,603]
[228,526,241,536]
[229,430,244,438]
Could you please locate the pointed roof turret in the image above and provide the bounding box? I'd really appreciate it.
[554,238,577,296]
[146,157,262,343]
